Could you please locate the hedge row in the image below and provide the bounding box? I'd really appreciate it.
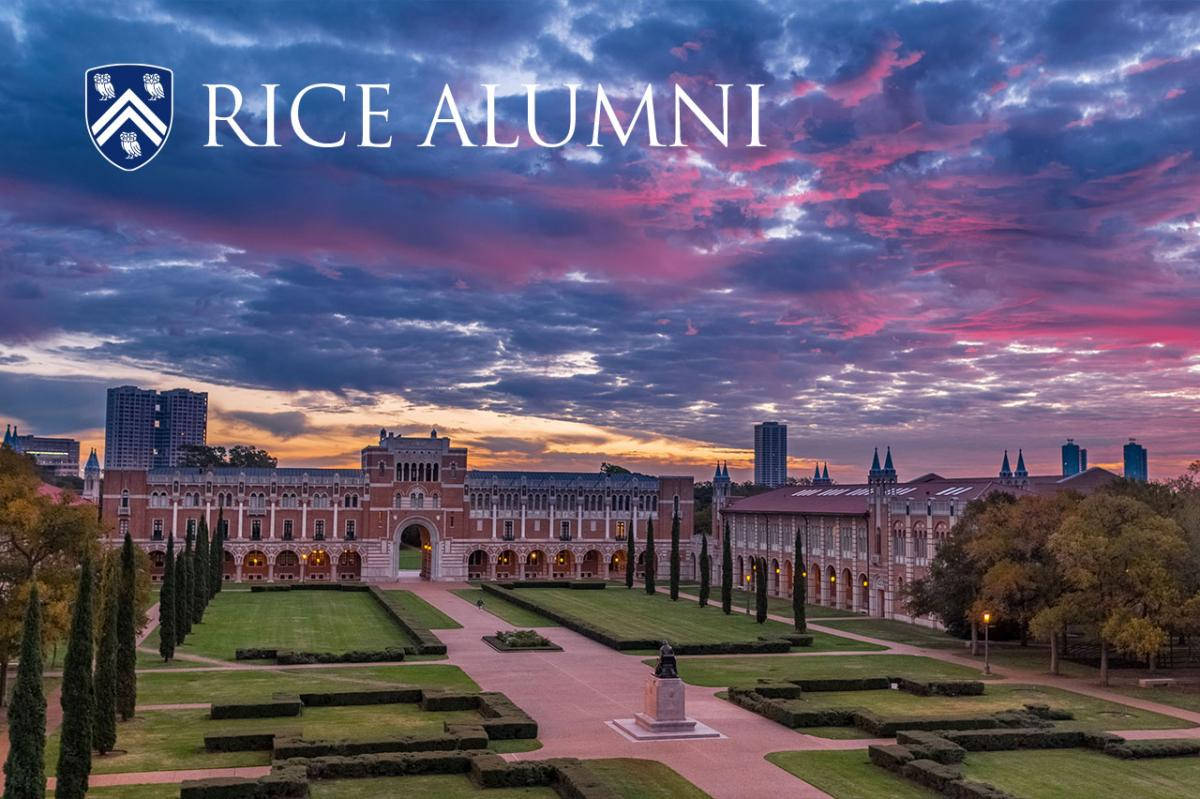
[896,730,967,764]
[480,582,791,654]
[740,676,980,695]
[367,585,448,655]
[413,691,539,739]
[180,763,308,798]
[233,646,407,664]
[298,688,423,706]
[493,580,606,590]
[895,677,984,697]
[869,745,1018,799]
[210,695,301,720]
[204,732,278,753]
[272,729,489,759]
[250,582,369,593]
[1104,739,1200,759]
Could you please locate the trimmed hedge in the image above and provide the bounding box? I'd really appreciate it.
[897,730,967,764]
[180,763,308,798]
[368,585,448,655]
[747,681,803,699]
[793,677,891,692]
[234,646,406,664]
[272,730,488,759]
[250,583,369,593]
[204,732,277,753]
[896,677,984,697]
[210,695,301,720]
[868,743,916,771]
[297,751,475,780]
[1104,739,1200,759]
[937,727,1087,751]
[902,758,963,793]
[298,688,422,706]
[421,690,482,712]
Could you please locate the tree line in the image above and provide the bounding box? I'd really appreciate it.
[158,508,225,662]
[906,465,1200,685]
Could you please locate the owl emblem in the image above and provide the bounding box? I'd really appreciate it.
[120,131,143,160]
[144,73,165,100]
[93,73,116,101]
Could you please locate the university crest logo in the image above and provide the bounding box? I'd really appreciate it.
[85,64,173,171]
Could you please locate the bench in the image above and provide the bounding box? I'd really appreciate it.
[1137,677,1177,688]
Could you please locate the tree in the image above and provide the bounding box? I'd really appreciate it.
[179,444,277,469]
[179,533,194,639]
[4,582,45,798]
[56,557,94,799]
[210,507,224,598]
[698,533,710,608]
[193,518,209,623]
[669,513,681,601]
[624,515,635,589]
[1049,494,1193,685]
[755,558,768,623]
[643,518,656,595]
[793,527,806,632]
[92,580,118,755]
[158,533,176,662]
[721,520,733,614]
[116,533,138,721]
[600,463,630,475]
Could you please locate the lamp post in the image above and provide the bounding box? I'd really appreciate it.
[745,571,752,615]
[982,611,992,675]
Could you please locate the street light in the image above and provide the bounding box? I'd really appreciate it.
[982,611,993,675]
[745,572,752,615]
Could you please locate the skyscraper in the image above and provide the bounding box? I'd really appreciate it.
[1123,439,1148,482]
[105,386,207,470]
[753,421,787,487]
[1061,439,1087,477]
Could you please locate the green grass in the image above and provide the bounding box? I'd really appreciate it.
[51,786,183,799]
[503,587,877,650]
[585,758,712,799]
[396,545,423,570]
[452,589,562,627]
[381,589,463,629]
[137,664,478,704]
[1109,684,1200,714]
[142,590,416,661]
[665,653,986,687]
[754,683,1189,733]
[816,617,965,649]
[767,750,934,798]
[46,704,492,775]
[963,748,1200,798]
[311,775,557,798]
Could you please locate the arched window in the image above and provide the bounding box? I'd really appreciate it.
[432,463,439,482]
[314,519,325,540]
[121,490,129,508]
[431,493,440,508]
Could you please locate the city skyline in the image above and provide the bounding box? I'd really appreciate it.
[2,1,1198,481]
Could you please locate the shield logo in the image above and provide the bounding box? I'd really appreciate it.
[85,63,173,171]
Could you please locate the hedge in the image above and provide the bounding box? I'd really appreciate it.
[901,758,964,793]
[868,743,916,771]
[895,677,984,697]
[421,690,482,712]
[937,727,1087,751]
[210,695,302,720]
[234,646,406,664]
[179,763,308,798]
[793,677,891,692]
[368,585,448,655]
[745,681,803,699]
[272,730,488,759]
[896,730,967,764]
[250,583,369,593]
[871,745,1017,799]
[296,751,475,780]
[480,582,791,654]
[298,688,423,706]
[204,732,278,753]
[1104,739,1200,759]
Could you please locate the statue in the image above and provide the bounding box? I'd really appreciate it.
[653,641,678,679]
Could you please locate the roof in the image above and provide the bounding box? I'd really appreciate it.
[466,470,660,489]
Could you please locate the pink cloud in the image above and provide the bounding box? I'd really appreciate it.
[824,35,924,108]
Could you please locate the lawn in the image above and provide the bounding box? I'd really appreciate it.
[452,589,562,628]
[963,748,1200,799]
[47,703,493,774]
[396,544,423,570]
[585,758,712,798]
[142,590,416,661]
[816,617,965,649]
[311,775,557,798]
[51,786,182,799]
[767,750,934,798]
[501,587,877,650]
[1109,683,1200,715]
[137,664,478,705]
[756,684,1189,733]
[665,653,986,687]
[382,589,463,629]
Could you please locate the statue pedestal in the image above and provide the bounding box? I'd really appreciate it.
[610,675,721,741]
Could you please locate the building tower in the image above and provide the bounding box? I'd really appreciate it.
[1123,439,1148,482]
[812,462,833,486]
[1014,449,1028,485]
[753,421,788,487]
[1061,439,1087,478]
[867,447,897,618]
[105,386,208,470]
[712,461,731,539]
[83,448,101,502]
[999,450,1013,481]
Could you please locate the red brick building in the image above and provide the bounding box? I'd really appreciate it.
[100,428,695,583]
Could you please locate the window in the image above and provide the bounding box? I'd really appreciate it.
[281,493,298,509]
[410,491,424,509]
[152,519,163,540]
[394,493,403,508]
[345,519,355,540]
[615,521,626,540]
[186,518,196,535]
[312,493,329,509]
[314,520,325,541]
[251,519,262,541]
[431,493,440,508]
[119,518,129,537]
[503,520,514,540]
[282,520,293,540]
[560,520,571,541]
[219,519,229,540]
[121,490,129,508]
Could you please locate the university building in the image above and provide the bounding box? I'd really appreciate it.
[98,428,695,583]
[713,448,1118,626]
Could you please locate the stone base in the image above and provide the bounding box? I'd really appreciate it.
[608,717,723,742]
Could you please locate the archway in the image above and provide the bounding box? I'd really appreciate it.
[243,550,268,581]
[581,549,601,578]
[223,550,236,581]
[467,549,489,580]
[305,548,331,580]
[841,568,853,609]
[553,549,575,578]
[149,550,166,582]
[275,550,300,581]
[771,558,781,595]
[496,549,517,579]
[608,550,626,578]
[859,573,870,614]
[826,565,837,606]
[784,560,793,598]
[737,555,745,585]
[338,550,362,581]
[811,562,821,603]
[525,549,547,578]
[396,519,438,579]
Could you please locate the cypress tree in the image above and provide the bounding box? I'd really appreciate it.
[720,520,733,615]
[179,533,193,639]
[210,507,224,597]
[174,550,189,644]
[116,533,137,720]
[92,584,118,755]
[4,582,46,799]
[624,515,635,589]
[793,527,807,632]
[159,534,176,661]
[698,533,710,608]
[755,558,768,624]
[668,513,680,601]
[56,557,95,799]
[193,518,209,622]
[643,517,656,595]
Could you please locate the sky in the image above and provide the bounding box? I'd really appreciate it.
[1,0,1198,482]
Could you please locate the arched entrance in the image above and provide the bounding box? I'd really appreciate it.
[149,550,166,582]
[223,550,236,581]
[338,550,362,581]
[497,549,517,579]
[243,550,268,581]
[609,550,626,578]
[784,560,793,597]
[467,549,489,580]
[811,562,821,603]
[396,518,438,580]
[859,573,870,614]
[841,568,853,609]
[553,549,575,578]
[525,549,547,579]
[305,548,331,580]
[581,549,601,578]
[826,565,837,605]
[275,550,300,581]
[771,558,781,595]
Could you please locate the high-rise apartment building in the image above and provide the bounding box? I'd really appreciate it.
[2,425,80,477]
[1061,439,1087,477]
[753,421,788,487]
[1123,439,1148,482]
[105,386,207,470]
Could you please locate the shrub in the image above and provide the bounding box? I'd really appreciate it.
[747,681,803,699]
[1022,703,1073,720]
[276,648,406,665]
[938,727,1086,751]
[896,730,967,764]
[179,763,308,798]
[298,688,422,706]
[895,677,984,697]
[421,691,481,712]
[793,677,891,692]
[204,733,277,753]
[367,585,448,655]
[1104,739,1200,759]
[210,696,302,720]
[868,743,916,771]
[272,732,485,760]
[495,630,552,648]
[1084,731,1125,750]
[297,751,473,780]
[901,758,964,793]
